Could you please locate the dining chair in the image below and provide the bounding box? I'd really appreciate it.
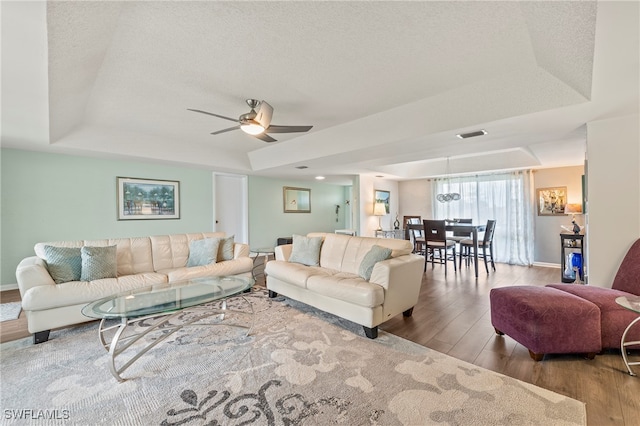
[446,218,473,243]
[403,216,422,240]
[406,223,425,255]
[423,219,457,275]
[459,219,496,273]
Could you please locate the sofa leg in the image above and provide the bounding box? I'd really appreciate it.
[585,352,596,360]
[528,349,544,362]
[34,330,50,344]
[268,290,278,298]
[403,307,414,317]
[494,327,505,336]
[363,326,378,339]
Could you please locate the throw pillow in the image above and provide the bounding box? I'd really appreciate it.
[80,245,117,281]
[288,234,323,266]
[187,238,220,267]
[358,245,392,281]
[43,245,82,284]
[217,235,235,262]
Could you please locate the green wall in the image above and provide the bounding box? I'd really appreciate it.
[1,149,214,287]
[248,176,348,248]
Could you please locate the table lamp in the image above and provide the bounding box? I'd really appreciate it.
[565,203,583,234]
[373,202,387,231]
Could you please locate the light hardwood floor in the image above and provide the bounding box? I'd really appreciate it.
[2,262,638,424]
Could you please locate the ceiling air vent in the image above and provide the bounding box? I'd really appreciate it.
[456,129,487,139]
[295,166,309,169]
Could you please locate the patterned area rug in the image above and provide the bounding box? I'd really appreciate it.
[0,302,21,322]
[0,289,585,425]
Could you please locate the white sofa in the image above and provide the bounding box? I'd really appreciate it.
[265,233,424,338]
[16,232,253,343]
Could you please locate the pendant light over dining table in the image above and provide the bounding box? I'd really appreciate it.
[436,157,461,203]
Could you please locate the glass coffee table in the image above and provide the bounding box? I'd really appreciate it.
[82,275,254,382]
[616,295,640,376]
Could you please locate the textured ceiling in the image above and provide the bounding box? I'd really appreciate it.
[2,1,638,182]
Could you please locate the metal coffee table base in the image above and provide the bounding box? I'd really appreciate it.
[621,316,640,376]
[97,298,254,382]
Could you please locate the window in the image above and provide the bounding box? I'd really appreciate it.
[432,170,534,265]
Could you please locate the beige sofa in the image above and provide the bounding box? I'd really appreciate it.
[265,233,424,338]
[16,232,253,343]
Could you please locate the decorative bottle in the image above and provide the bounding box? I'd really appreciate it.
[393,214,400,230]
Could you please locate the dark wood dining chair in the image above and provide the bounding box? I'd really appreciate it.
[446,218,473,243]
[403,216,422,240]
[459,219,496,273]
[423,219,457,275]
[405,223,425,255]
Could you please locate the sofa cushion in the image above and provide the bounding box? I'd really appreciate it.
[307,273,385,308]
[80,246,117,281]
[218,235,235,261]
[43,246,82,284]
[150,233,226,271]
[265,260,332,288]
[187,238,220,267]
[359,245,392,281]
[289,234,323,266]
[21,272,168,311]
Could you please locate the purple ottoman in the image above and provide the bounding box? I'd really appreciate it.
[490,286,602,361]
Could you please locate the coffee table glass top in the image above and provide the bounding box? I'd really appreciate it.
[82,275,254,320]
[616,296,640,314]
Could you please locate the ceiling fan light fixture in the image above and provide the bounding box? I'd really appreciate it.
[240,121,265,135]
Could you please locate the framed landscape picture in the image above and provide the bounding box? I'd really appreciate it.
[537,186,566,216]
[117,177,180,220]
[374,189,390,214]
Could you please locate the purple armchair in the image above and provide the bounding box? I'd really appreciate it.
[548,238,640,349]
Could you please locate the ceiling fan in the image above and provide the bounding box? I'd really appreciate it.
[188,99,313,143]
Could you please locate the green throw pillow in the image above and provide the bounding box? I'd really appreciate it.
[359,245,392,281]
[187,238,220,267]
[217,235,235,261]
[43,245,82,284]
[288,234,323,266]
[80,245,117,281]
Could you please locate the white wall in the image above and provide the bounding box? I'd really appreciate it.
[398,179,433,223]
[358,176,399,237]
[533,166,585,265]
[586,114,640,287]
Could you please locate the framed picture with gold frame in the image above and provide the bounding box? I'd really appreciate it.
[283,187,311,213]
[536,186,566,216]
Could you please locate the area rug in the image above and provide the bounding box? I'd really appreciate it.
[0,289,585,425]
[0,302,21,322]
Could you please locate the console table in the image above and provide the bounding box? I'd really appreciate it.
[560,233,585,283]
[375,229,404,239]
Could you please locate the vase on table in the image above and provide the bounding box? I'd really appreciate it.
[563,253,576,283]
[393,214,400,230]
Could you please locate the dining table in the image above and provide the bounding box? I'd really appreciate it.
[445,222,486,278]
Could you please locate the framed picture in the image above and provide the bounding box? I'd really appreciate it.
[117,177,180,220]
[374,189,390,214]
[283,187,311,213]
[536,186,567,216]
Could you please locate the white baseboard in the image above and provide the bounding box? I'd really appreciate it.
[532,262,561,269]
[1,283,19,292]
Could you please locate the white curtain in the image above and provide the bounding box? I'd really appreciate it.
[432,170,535,265]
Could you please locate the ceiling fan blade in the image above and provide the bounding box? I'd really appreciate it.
[266,124,313,133]
[254,101,273,129]
[253,133,277,143]
[211,125,240,135]
[187,109,239,123]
